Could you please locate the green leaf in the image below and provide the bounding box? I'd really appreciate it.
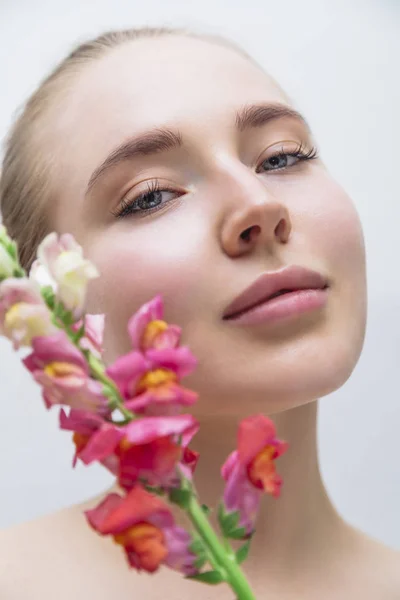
[224,511,240,532]
[41,286,56,309]
[6,241,17,261]
[63,310,74,326]
[12,267,25,278]
[201,503,211,516]
[217,503,241,537]
[193,555,208,571]
[189,538,205,555]
[189,533,208,570]
[142,482,165,496]
[185,570,225,585]
[236,540,251,564]
[227,526,247,540]
[73,324,85,343]
[168,487,192,508]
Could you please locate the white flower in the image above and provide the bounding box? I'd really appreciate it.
[0,278,57,348]
[29,259,56,290]
[35,233,99,318]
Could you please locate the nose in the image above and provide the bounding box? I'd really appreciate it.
[220,181,292,258]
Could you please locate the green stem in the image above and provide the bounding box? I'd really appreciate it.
[186,493,256,600]
[63,321,134,423]
[86,352,135,422]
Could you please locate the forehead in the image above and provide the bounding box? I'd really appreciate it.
[55,35,287,139]
[48,36,289,203]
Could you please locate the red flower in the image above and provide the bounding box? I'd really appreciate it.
[60,409,199,491]
[59,407,120,474]
[117,414,199,490]
[221,414,289,536]
[84,485,198,575]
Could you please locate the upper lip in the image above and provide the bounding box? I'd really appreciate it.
[222,265,329,319]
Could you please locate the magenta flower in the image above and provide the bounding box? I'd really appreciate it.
[221,415,289,536]
[69,412,199,490]
[23,330,109,414]
[85,485,198,575]
[117,414,199,489]
[106,346,198,417]
[72,313,105,358]
[128,294,182,352]
[0,278,57,349]
[59,407,120,473]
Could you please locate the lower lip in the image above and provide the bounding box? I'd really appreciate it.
[223,288,329,326]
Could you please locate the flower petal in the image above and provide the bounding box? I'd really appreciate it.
[146,346,198,378]
[123,414,199,446]
[106,351,148,398]
[163,526,198,576]
[237,414,278,465]
[85,486,173,534]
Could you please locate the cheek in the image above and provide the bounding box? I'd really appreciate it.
[320,187,365,272]
[84,221,208,360]
[293,173,366,283]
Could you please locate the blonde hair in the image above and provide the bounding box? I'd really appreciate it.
[0,26,269,271]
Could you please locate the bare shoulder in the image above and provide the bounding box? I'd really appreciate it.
[351,527,400,598]
[0,508,90,599]
[0,506,202,600]
[0,505,146,600]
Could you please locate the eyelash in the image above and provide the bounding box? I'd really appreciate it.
[111,142,319,219]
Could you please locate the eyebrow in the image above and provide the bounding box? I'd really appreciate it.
[85,102,310,196]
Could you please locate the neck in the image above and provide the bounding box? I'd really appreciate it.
[86,400,353,586]
[188,401,348,580]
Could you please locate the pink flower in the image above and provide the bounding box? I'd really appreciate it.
[72,313,105,358]
[70,412,199,490]
[221,415,289,537]
[0,278,57,349]
[117,414,199,490]
[23,330,109,414]
[59,407,119,473]
[84,485,198,575]
[128,294,182,352]
[106,346,198,417]
[36,232,99,318]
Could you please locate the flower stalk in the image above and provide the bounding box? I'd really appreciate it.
[0,227,290,600]
[185,486,257,599]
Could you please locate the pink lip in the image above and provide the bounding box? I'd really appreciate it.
[222,265,328,320]
[223,287,329,326]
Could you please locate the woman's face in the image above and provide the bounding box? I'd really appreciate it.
[48,35,367,417]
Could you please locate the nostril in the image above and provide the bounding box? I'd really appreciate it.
[240,225,259,242]
[240,228,251,241]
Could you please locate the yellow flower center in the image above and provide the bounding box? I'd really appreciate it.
[4,303,29,328]
[44,361,83,379]
[72,432,89,452]
[136,368,177,393]
[4,302,49,344]
[142,319,168,348]
[114,522,167,572]
[247,444,277,490]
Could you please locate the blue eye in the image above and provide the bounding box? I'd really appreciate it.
[111,180,178,219]
[258,143,319,173]
[111,143,319,219]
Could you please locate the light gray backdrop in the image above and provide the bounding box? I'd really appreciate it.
[0,0,399,549]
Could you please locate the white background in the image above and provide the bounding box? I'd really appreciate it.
[0,0,399,549]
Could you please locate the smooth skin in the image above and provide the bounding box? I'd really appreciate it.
[0,35,399,599]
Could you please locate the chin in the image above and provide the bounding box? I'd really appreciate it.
[185,319,366,419]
